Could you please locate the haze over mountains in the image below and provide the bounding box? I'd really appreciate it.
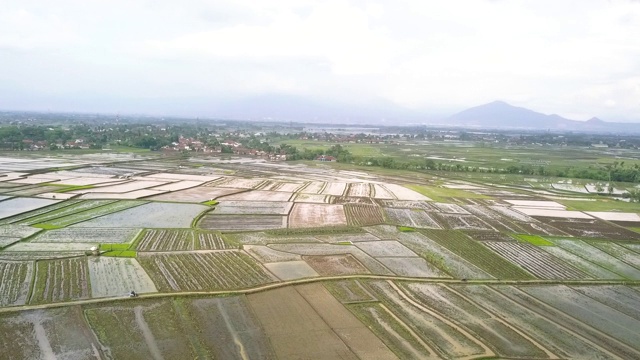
[205,96,638,133]
[446,100,640,133]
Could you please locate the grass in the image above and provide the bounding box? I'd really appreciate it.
[202,200,219,206]
[405,184,489,202]
[53,185,95,193]
[102,250,137,258]
[99,243,132,251]
[558,199,640,212]
[397,226,415,232]
[99,243,137,257]
[513,234,554,246]
[31,223,63,230]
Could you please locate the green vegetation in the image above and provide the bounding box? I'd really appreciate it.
[31,224,63,230]
[421,229,534,279]
[397,226,416,232]
[99,243,132,251]
[421,251,451,275]
[405,184,488,202]
[513,234,554,246]
[202,200,219,206]
[53,185,95,193]
[100,243,137,257]
[102,250,137,258]
[558,199,640,212]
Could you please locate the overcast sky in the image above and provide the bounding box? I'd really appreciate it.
[1,0,639,121]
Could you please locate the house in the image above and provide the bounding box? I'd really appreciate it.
[221,140,242,147]
[316,155,337,162]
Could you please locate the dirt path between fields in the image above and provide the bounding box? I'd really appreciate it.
[1,275,638,315]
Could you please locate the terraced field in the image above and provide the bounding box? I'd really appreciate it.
[344,203,385,226]
[138,252,274,291]
[420,229,535,279]
[30,258,90,304]
[2,155,640,359]
[136,229,229,251]
[0,261,33,306]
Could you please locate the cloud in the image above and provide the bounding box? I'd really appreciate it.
[0,0,639,121]
[0,9,81,49]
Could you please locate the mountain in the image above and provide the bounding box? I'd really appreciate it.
[448,101,640,133]
[447,100,578,129]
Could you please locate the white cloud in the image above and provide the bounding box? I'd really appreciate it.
[0,0,639,121]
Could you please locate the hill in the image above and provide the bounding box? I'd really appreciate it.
[448,101,640,133]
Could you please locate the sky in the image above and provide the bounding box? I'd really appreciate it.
[1,0,639,122]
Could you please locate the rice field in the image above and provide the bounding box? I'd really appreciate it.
[37,201,146,227]
[30,258,90,304]
[289,204,348,228]
[0,261,33,306]
[31,228,140,243]
[213,201,293,215]
[87,257,157,298]
[72,202,207,228]
[383,208,441,229]
[0,197,60,220]
[3,155,640,359]
[138,252,274,291]
[136,229,229,251]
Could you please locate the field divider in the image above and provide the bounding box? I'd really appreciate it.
[1,274,639,315]
[487,285,626,360]
[442,284,560,359]
[387,280,495,359]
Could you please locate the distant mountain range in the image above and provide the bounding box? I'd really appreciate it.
[446,100,640,133]
[208,95,638,132]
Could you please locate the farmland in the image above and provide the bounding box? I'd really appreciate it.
[136,229,229,251]
[0,261,33,306]
[1,148,640,359]
[30,258,90,304]
[138,252,274,291]
[344,203,385,226]
[87,257,157,297]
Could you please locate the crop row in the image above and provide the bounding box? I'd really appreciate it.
[197,232,229,249]
[346,183,372,197]
[33,228,139,244]
[19,200,117,225]
[138,252,273,291]
[136,229,230,251]
[38,201,147,227]
[431,213,493,230]
[483,242,588,279]
[0,199,84,225]
[0,261,32,306]
[30,258,90,304]
[137,229,193,251]
[345,204,385,226]
[384,208,442,229]
[420,229,534,280]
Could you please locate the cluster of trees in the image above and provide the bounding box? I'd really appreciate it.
[277,144,353,162]
[277,144,640,185]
